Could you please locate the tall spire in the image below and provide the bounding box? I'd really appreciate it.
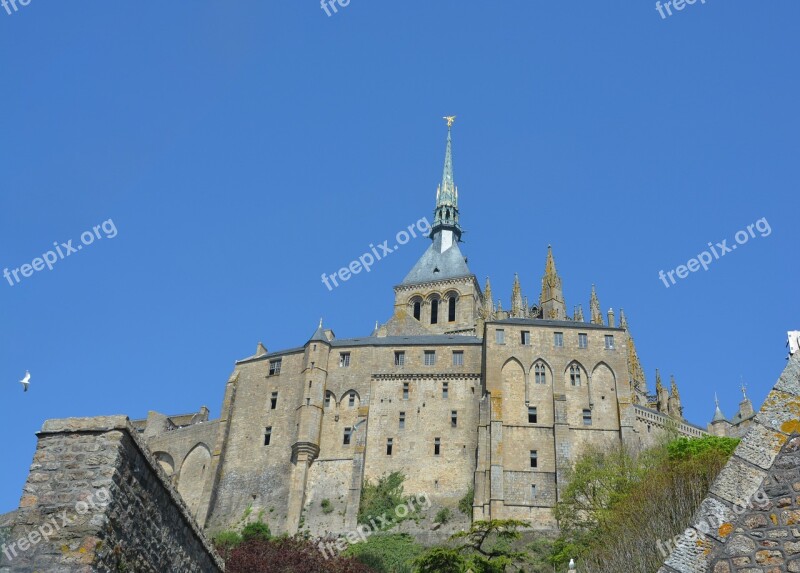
[621,309,647,404]
[511,273,524,317]
[655,369,669,413]
[539,245,566,320]
[712,393,728,423]
[482,277,495,320]
[668,374,683,420]
[431,117,462,242]
[590,285,603,325]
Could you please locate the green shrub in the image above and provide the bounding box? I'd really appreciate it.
[434,508,451,525]
[241,520,271,543]
[344,533,424,573]
[321,498,334,514]
[458,486,474,515]
[358,471,417,527]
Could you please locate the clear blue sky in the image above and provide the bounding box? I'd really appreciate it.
[1,2,798,513]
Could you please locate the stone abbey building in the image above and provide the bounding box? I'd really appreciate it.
[135,123,721,537]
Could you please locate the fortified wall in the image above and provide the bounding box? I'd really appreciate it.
[0,416,224,573]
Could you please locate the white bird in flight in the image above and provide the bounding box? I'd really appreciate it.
[20,370,30,392]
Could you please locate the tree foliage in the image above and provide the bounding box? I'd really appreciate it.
[344,533,424,573]
[223,538,376,573]
[358,471,418,527]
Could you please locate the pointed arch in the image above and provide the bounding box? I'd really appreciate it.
[529,358,553,386]
[177,443,211,515]
[340,390,361,408]
[591,362,617,386]
[153,451,175,477]
[565,360,587,387]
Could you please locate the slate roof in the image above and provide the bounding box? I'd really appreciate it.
[400,232,472,286]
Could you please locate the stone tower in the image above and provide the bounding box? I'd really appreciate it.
[392,119,483,335]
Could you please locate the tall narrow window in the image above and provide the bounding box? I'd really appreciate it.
[424,350,436,366]
[430,299,439,324]
[395,351,405,366]
[264,427,272,446]
[531,485,537,500]
[434,438,441,456]
[399,412,406,429]
[269,359,282,376]
[343,427,352,445]
[442,382,449,398]
[452,351,464,366]
[554,332,563,348]
[534,363,546,385]
[324,393,331,408]
[605,335,615,349]
[448,297,457,322]
[451,410,458,427]
[528,406,538,424]
[521,331,531,345]
[339,353,351,368]
[570,365,582,386]
[270,392,278,410]
[530,450,538,468]
[578,333,588,348]
[348,392,356,407]
[496,329,505,344]
[413,300,421,321]
[583,409,593,426]
[386,438,393,456]
[403,382,409,400]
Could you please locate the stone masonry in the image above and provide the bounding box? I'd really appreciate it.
[1,416,224,573]
[658,353,800,573]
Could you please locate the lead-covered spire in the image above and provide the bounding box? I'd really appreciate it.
[431,117,462,241]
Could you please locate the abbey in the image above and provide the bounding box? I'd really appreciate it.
[136,122,721,538]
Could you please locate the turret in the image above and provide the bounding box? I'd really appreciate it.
[539,246,566,320]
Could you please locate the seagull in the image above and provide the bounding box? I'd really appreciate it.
[19,370,30,392]
[569,558,576,571]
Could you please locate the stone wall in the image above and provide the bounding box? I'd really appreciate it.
[2,416,224,573]
[657,354,800,573]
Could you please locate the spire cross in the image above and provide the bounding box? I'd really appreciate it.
[740,377,748,399]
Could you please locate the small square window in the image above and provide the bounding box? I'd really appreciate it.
[521,331,531,345]
[403,382,409,400]
[270,392,278,410]
[343,427,352,445]
[386,438,393,456]
[496,329,505,344]
[583,409,593,426]
[605,335,615,350]
[269,359,282,376]
[530,450,538,468]
[339,353,351,368]
[399,412,406,429]
[434,438,441,456]
[528,406,538,424]
[442,382,449,399]
[264,427,272,446]
[578,333,588,348]
[452,351,464,366]
[395,351,405,366]
[451,411,458,427]
[424,350,436,366]
[554,332,563,348]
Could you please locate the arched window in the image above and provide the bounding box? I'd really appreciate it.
[570,365,582,386]
[413,300,421,321]
[430,298,439,324]
[448,296,457,322]
[534,363,546,384]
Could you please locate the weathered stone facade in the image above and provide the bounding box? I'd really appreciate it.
[1,416,223,573]
[130,123,712,540]
[658,354,800,573]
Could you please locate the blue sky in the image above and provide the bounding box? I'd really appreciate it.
[1,1,798,513]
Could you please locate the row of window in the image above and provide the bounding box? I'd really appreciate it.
[496,330,615,350]
[412,296,457,324]
[526,406,592,425]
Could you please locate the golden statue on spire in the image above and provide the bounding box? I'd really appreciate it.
[443,115,456,128]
